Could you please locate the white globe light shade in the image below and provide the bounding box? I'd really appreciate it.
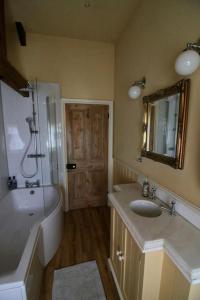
[128,85,141,99]
[175,49,200,75]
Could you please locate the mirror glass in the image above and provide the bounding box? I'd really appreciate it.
[142,79,190,169]
[147,93,179,158]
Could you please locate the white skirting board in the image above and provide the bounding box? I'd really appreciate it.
[108,258,124,300]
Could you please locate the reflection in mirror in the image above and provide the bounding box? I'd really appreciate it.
[148,93,179,158]
[142,79,190,169]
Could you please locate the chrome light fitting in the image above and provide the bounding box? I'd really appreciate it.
[175,40,200,76]
[128,77,146,100]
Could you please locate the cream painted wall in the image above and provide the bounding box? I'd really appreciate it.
[7,33,114,100]
[114,0,200,206]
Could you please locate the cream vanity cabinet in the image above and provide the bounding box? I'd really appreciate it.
[110,207,163,300]
[110,206,143,299]
[110,207,200,300]
[159,254,200,300]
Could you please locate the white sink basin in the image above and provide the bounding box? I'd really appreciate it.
[129,200,162,218]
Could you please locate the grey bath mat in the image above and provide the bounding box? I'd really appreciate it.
[52,261,106,300]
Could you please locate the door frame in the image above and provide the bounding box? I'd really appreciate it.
[61,98,113,211]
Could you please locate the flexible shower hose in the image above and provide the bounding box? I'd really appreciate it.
[20,131,38,178]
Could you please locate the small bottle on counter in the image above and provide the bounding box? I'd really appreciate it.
[142,178,149,197]
[12,176,17,189]
[7,177,13,190]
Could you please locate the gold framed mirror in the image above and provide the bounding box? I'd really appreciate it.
[141,79,190,169]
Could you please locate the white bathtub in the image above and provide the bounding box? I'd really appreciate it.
[0,185,63,300]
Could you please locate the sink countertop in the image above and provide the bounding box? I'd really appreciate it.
[108,183,200,284]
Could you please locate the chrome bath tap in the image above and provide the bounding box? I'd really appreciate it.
[25,180,40,188]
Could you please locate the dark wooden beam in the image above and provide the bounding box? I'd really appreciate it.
[0,0,6,59]
[0,0,28,96]
[0,59,29,96]
[15,22,26,46]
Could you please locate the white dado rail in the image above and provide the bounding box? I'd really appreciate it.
[113,158,200,231]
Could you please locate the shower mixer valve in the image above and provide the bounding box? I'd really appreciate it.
[27,154,45,158]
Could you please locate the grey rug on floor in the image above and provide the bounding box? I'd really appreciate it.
[52,260,106,300]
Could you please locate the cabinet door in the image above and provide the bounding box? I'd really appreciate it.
[110,207,125,286]
[122,228,144,300]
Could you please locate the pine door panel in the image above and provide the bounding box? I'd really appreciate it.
[66,106,88,166]
[91,109,105,159]
[65,104,108,209]
[68,171,88,209]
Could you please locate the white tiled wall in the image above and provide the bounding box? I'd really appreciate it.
[0,81,61,188]
[1,81,43,187]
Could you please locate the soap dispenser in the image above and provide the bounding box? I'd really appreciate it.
[142,178,149,197]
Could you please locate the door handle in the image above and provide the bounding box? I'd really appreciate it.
[66,163,76,170]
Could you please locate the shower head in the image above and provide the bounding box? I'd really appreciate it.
[19,87,34,92]
[19,82,34,93]
[26,117,33,123]
[26,117,34,132]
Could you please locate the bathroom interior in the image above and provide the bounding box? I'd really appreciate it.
[1,0,200,299]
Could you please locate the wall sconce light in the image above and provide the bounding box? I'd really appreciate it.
[175,40,200,76]
[128,77,146,99]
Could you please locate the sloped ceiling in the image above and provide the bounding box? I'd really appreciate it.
[6,0,139,43]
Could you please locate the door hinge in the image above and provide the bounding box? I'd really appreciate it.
[108,113,109,118]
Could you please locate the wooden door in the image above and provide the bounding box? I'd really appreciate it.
[65,104,108,210]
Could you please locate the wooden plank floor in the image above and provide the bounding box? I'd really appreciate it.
[39,206,119,300]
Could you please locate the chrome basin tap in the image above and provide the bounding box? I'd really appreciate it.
[148,186,176,216]
[149,186,157,200]
[160,201,176,216]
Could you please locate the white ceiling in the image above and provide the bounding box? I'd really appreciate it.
[6,0,139,43]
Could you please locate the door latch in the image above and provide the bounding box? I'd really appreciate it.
[66,163,77,170]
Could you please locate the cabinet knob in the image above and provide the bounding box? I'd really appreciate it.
[118,254,124,262]
[116,250,122,256]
